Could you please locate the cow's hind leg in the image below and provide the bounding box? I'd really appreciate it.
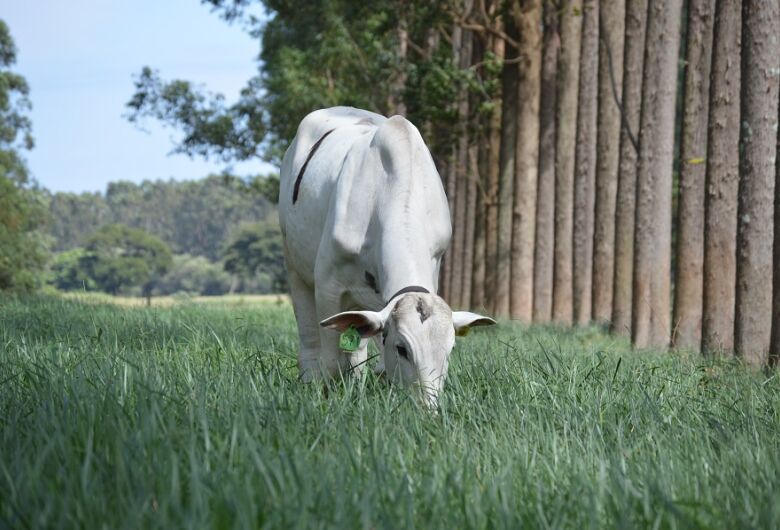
[287,268,321,382]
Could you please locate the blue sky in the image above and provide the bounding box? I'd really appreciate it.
[3,0,276,193]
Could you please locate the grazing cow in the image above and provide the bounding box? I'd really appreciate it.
[279,106,495,405]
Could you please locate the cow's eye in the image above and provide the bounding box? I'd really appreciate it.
[396,345,409,359]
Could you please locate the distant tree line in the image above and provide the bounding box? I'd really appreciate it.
[45,174,277,260]
[44,175,287,298]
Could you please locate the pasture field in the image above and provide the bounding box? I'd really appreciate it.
[1,296,780,529]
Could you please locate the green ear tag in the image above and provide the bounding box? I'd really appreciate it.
[339,325,361,351]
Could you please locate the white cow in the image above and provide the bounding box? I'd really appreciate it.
[279,106,495,405]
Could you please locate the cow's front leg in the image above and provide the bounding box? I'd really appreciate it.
[315,287,369,379]
[287,266,321,382]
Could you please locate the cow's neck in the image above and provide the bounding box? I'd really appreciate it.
[376,225,436,303]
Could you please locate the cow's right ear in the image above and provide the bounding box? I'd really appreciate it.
[320,310,385,338]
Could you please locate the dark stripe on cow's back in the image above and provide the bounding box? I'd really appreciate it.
[292,128,336,204]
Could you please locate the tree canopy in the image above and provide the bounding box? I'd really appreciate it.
[79,224,173,298]
[223,221,286,292]
[125,0,478,166]
[0,19,47,293]
[46,174,276,260]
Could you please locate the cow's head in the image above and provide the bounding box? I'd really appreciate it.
[320,292,495,406]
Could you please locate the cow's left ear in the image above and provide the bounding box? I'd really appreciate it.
[320,310,386,338]
[452,312,496,337]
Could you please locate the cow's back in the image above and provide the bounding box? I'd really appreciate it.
[279,108,386,283]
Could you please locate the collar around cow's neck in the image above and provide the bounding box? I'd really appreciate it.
[385,285,430,306]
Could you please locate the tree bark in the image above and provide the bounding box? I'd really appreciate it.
[552,0,583,324]
[611,0,648,336]
[734,0,779,365]
[472,127,487,310]
[632,0,683,349]
[672,0,715,351]
[702,0,741,355]
[573,0,599,326]
[483,34,504,314]
[771,93,780,367]
[470,34,489,311]
[448,18,473,309]
[389,12,408,116]
[441,162,455,301]
[496,16,519,318]
[510,0,542,323]
[533,1,560,323]
[591,0,625,324]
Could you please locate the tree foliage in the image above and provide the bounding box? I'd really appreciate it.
[126,67,265,162]
[79,224,173,297]
[0,19,47,293]
[223,221,286,292]
[154,253,232,296]
[46,248,97,292]
[125,1,478,165]
[46,174,276,260]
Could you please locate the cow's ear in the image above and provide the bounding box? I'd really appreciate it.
[452,312,496,337]
[320,310,384,338]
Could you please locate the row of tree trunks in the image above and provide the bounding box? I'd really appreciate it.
[632,0,682,349]
[510,0,542,322]
[673,0,715,350]
[552,1,582,324]
[702,0,741,355]
[532,1,559,323]
[735,0,779,365]
[442,0,779,370]
[592,0,625,324]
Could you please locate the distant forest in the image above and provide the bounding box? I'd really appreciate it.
[46,174,275,261]
[41,174,285,297]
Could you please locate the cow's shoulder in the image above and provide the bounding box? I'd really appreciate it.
[371,115,435,181]
[297,107,385,150]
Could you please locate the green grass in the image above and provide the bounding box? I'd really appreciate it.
[1,296,779,529]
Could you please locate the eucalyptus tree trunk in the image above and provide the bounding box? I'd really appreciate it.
[631,0,683,349]
[441,151,453,300]
[472,130,487,310]
[771,97,780,367]
[496,17,519,318]
[552,0,583,324]
[532,1,560,323]
[702,0,741,355]
[611,0,647,336]
[462,30,485,310]
[734,0,779,365]
[672,0,715,351]
[483,33,504,314]
[510,0,542,322]
[449,11,474,309]
[389,12,408,116]
[572,0,598,326]
[591,0,625,324]
[470,34,489,311]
